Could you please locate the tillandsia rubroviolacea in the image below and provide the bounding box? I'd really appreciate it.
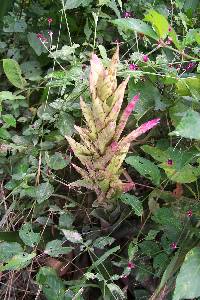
[65,45,160,204]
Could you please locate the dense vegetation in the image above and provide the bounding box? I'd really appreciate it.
[0,0,200,299]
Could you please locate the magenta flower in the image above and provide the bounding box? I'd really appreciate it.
[166,37,173,45]
[186,62,196,71]
[127,261,135,269]
[167,159,173,166]
[37,33,43,39]
[48,17,53,25]
[168,26,172,32]
[170,242,177,250]
[143,54,149,62]
[137,118,160,134]
[186,210,193,217]
[123,11,132,18]
[129,64,138,71]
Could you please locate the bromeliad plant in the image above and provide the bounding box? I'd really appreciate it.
[66,45,160,204]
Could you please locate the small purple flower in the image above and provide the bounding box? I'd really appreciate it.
[168,26,172,32]
[143,54,149,62]
[186,210,193,217]
[185,62,196,71]
[167,159,173,166]
[123,11,132,18]
[127,261,135,269]
[37,33,43,40]
[129,63,138,71]
[170,242,177,250]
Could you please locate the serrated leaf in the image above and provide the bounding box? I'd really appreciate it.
[126,156,161,185]
[44,240,73,257]
[3,58,27,89]
[59,212,74,228]
[62,229,83,243]
[93,236,115,249]
[173,247,200,300]
[0,252,36,271]
[120,193,143,216]
[170,110,200,140]
[35,182,54,204]
[19,223,40,247]
[152,207,181,231]
[56,112,75,136]
[139,240,160,257]
[0,242,23,261]
[112,18,158,40]
[46,152,69,170]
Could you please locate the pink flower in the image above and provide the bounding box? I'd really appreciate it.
[138,118,160,134]
[37,33,43,39]
[166,37,173,45]
[168,26,172,32]
[167,159,173,166]
[186,210,193,217]
[186,62,196,71]
[127,262,135,269]
[123,11,132,18]
[48,17,53,24]
[143,55,149,62]
[110,141,119,152]
[129,64,138,71]
[170,242,177,250]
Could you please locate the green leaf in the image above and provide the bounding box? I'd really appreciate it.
[120,193,143,216]
[46,152,69,170]
[0,252,36,271]
[126,156,161,185]
[141,145,168,162]
[112,18,158,40]
[144,10,169,39]
[3,16,27,32]
[64,0,92,9]
[59,212,74,228]
[173,247,200,300]
[176,76,200,97]
[107,283,125,299]
[36,267,66,300]
[62,229,83,243]
[0,242,23,261]
[93,236,115,249]
[152,207,181,231]
[139,240,160,257]
[3,58,26,89]
[21,60,42,81]
[56,112,75,136]
[170,110,200,140]
[128,243,138,260]
[27,32,47,56]
[35,182,54,204]
[0,128,11,140]
[2,114,16,128]
[44,240,73,257]
[19,223,40,247]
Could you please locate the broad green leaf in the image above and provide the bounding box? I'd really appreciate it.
[112,18,158,40]
[27,32,47,56]
[0,252,36,271]
[184,29,200,46]
[0,128,11,140]
[3,16,27,32]
[176,76,200,97]
[62,229,83,243]
[3,58,27,89]
[93,236,115,249]
[59,212,74,228]
[0,242,23,261]
[21,60,42,81]
[144,10,169,39]
[92,246,120,269]
[139,240,160,257]
[173,247,200,300]
[46,152,70,170]
[64,0,93,9]
[19,223,40,247]
[2,114,16,128]
[141,145,168,162]
[170,110,200,140]
[120,193,143,216]
[126,156,161,185]
[35,182,54,204]
[0,91,25,101]
[50,44,80,61]
[36,267,66,300]
[152,207,181,231]
[56,112,75,136]
[44,240,73,257]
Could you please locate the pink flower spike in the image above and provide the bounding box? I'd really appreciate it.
[170,242,177,250]
[129,64,138,71]
[186,210,193,217]
[110,141,119,152]
[127,262,135,269]
[143,54,149,62]
[48,17,53,24]
[138,118,160,134]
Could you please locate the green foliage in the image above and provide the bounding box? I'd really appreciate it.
[120,193,143,216]
[3,58,27,89]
